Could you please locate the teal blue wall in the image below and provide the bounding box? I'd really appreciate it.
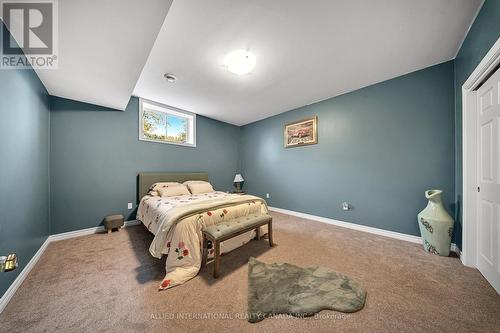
[0,23,51,297]
[49,96,240,233]
[453,0,500,249]
[240,61,455,237]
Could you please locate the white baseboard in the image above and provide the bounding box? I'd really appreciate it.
[0,237,50,314]
[49,220,141,242]
[268,206,461,259]
[451,243,462,260]
[0,220,141,314]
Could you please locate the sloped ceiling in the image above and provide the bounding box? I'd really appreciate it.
[34,0,173,110]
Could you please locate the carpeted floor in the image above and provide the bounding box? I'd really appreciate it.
[1,212,499,332]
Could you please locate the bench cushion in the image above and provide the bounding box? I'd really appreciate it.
[203,214,271,240]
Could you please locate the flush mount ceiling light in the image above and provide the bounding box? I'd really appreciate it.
[164,73,177,82]
[224,50,256,75]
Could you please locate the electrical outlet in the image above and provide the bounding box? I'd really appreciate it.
[127,203,133,210]
[342,202,349,211]
[266,193,270,199]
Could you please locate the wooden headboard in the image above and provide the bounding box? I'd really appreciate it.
[138,172,209,202]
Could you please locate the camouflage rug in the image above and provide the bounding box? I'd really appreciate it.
[247,257,366,323]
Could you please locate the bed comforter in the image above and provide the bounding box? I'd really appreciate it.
[137,191,268,290]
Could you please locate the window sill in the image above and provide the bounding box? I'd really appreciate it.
[139,137,196,147]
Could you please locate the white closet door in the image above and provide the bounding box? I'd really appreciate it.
[476,66,500,294]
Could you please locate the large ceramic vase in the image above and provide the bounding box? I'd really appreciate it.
[417,190,454,256]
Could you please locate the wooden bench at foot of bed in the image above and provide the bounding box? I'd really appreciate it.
[201,214,274,278]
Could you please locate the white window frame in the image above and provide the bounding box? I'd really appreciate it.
[139,98,196,147]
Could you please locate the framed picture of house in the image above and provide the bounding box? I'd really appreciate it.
[284,116,318,148]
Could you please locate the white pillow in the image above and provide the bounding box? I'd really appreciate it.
[157,185,190,197]
[183,180,209,186]
[186,182,215,194]
[148,182,183,196]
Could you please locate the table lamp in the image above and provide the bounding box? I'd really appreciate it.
[233,174,244,193]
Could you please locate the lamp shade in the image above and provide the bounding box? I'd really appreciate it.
[233,174,244,182]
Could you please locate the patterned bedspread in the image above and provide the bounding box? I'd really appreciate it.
[137,191,268,290]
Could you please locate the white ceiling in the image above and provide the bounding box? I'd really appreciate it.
[34,0,172,110]
[133,0,483,125]
[22,0,482,124]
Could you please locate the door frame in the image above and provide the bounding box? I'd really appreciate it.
[462,37,500,267]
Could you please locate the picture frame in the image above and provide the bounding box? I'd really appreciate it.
[284,116,318,148]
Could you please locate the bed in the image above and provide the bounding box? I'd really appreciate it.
[136,172,269,290]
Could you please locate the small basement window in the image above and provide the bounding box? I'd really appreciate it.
[139,99,196,147]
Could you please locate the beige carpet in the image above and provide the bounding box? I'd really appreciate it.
[1,212,499,332]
